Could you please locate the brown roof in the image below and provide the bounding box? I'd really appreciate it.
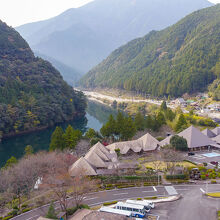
[178,126,216,148]
[160,135,173,146]
[138,133,160,151]
[212,127,220,136]
[69,157,97,176]
[212,134,220,144]
[202,128,216,138]
[84,150,107,168]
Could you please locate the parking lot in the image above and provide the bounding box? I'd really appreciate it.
[187,151,220,168]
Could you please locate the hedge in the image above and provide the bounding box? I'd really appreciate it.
[2,216,13,220]
[66,204,90,216]
[103,201,118,206]
[21,208,32,213]
[166,174,188,180]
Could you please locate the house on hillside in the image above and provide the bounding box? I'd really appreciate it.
[175,98,186,106]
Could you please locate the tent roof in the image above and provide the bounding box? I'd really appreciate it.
[89,143,110,161]
[107,142,131,154]
[178,126,216,148]
[212,127,220,136]
[212,134,220,144]
[69,157,97,176]
[84,150,107,168]
[202,128,216,138]
[138,133,159,151]
[160,135,173,146]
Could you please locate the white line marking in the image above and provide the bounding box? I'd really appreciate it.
[85,197,98,201]
[142,191,155,193]
[200,188,205,193]
[153,186,157,192]
[26,215,39,220]
[113,192,128,196]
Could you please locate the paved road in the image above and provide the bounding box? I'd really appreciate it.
[11,184,220,220]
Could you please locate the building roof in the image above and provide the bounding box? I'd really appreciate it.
[69,157,97,176]
[202,128,216,138]
[84,150,107,168]
[138,133,159,151]
[107,142,131,154]
[212,127,220,136]
[178,126,216,148]
[89,143,110,161]
[212,134,220,144]
[160,135,173,146]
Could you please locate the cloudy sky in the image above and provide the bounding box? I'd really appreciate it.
[0,0,219,27]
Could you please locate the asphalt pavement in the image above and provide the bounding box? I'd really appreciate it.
[11,184,220,220]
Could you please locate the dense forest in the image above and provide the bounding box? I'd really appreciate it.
[0,21,86,138]
[80,5,220,97]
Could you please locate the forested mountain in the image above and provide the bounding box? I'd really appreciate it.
[0,20,86,138]
[80,4,220,97]
[16,0,212,78]
[34,52,82,86]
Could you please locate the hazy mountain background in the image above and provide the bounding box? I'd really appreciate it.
[80,4,220,97]
[16,0,213,84]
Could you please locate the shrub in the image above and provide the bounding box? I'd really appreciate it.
[203,162,207,166]
[201,175,206,180]
[103,201,117,206]
[137,198,142,200]
[7,210,18,217]
[2,216,13,220]
[21,208,32,213]
[211,180,217,184]
[21,204,28,209]
[144,196,157,200]
[166,174,188,180]
[66,204,89,216]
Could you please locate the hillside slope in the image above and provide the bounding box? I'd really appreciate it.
[80,5,220,97]
[0,20,86,138]
[34,52,82,86]
[16,0,213,74]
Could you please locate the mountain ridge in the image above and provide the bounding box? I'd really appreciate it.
[16,0,213,76]
[0,20,86,138]
[79,4,220,97]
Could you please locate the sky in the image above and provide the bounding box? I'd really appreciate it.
[0,0,219,27]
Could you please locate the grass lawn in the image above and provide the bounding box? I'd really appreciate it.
[206,192,220,198]
[218,211,220,220]
[144,161,196,170]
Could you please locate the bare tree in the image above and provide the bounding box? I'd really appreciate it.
[160,146,184,175]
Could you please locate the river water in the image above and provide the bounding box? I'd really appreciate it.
[0,101,117,167]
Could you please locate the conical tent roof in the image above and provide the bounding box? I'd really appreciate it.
[160,135,173,146]
[138,133,159,151]
[95,142,110,156]
[107,142,131,155]
[69,157,97,176]
[212,127,220,136]
[202,128,216,138]
[178,126,216,148]
[84,150,107,168]
[212,134,220,144]
[89,143,110,161]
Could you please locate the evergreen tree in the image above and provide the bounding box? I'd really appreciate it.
[165,108,176,121]
[49,126,65,151]
[63,125,77,149]
[46,202,57,219]
[24,145,34,157]
[115,111,125,139]
[160,101,167,111]
[134,112,145,131]
[85,128,97,139]
[100,114,116,138]
[3,156,17,169]
[145,115,153,129]
[121,116,136,140]
[175,114,188,132]
[170,135,188,151]
[156,111,166,126]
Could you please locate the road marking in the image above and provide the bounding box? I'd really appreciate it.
[200,188,205,193]
[113,192,128,196]
[26,215,39,220]
[165,186,178,195]
[142,190,155,193]
[153,186,157,192]
[85,197,98,201]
